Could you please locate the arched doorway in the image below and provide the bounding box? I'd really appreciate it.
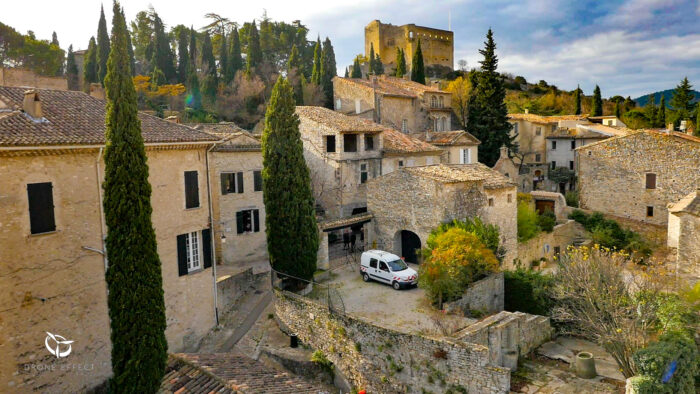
[398,230,421,263]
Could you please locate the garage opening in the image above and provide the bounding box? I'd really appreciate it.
[399,230,421,263]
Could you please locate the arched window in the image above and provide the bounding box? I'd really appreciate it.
[430,96,438,107]
[438,96,444,108]
[440,117,446,131]
[433,117,438,131]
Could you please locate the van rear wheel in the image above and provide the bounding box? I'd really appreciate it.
[392,281,401,290]
[362,273,370,282]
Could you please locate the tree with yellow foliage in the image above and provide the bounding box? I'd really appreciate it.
[445,76,472,128]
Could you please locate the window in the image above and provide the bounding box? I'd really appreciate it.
[27,182,55,234]
[398,160,404,168]
[507,194,512,203]
[512,122,518,134]
[551,125,557,132]
[535,154,541,162]
[505,173,510,178]
[236,209,260,234]
[185,171,200,208]
[254,170,262,192]
[379,261,389,271]
[220,172,244,195]
[401,119,408,133]
[569,161,574,170]
[364,135,374,151]
[335,99,342,110]
[344,134,357,152]
[439,96,444,108]
[551,140,557,150]
[431,96,438,107]
[326,135,336,153]
[440,117,447,131]
[551,161,556,170]
[646,173,656,189]
[460,148,471,164]
[554,246,561,256]
[646,206,654,217]
[369,258,378,268]
[177,229,212,276]
[355,99,361,114]
[360,163,368,184]
[535,127,542,136]
[488,198,494,207]
[571,140,576,150]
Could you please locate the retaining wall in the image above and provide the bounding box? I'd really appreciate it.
[444,272,504,316]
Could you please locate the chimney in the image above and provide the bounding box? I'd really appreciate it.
[524,108,529,114]
[499,145,509,160]
[89,83,105,100]
[22,90,42,118]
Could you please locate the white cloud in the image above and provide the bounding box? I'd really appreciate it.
[604,0,681,27]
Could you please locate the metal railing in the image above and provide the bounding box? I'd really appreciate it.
[271,268,345,316]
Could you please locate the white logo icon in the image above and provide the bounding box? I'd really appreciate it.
[45,332,73,358]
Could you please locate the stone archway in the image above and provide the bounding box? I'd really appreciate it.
[394,230,421,263]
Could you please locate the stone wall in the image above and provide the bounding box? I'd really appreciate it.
[378,95,418,133]
[333,78,375,116]
[675,213,700,278]
[365,21,454,70]
[0,67,68,90]
[516,220,586,266]
[381,153,441,175]
[578,132,700,225]
[483,187,518,265]
[444,272,504,316]
[274,290,511,393]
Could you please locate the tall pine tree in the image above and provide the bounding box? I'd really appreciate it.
[287,44,303,105]
[200,32,218,103]
[103,2,167,392]
[66,45,79,90]
[310,37,321,85]
[410,40,425,85]
[97,5,111,84]
[84,37,99,86]
[670,77,694,122]
[574,85,581,115]
[228,27,242,80]
[245,21,262,76]
[320,37,336,109]
[177,28,189,84]
[591,85,603,116]
[262,77,318,282]
[656,95,666,128]
[466,29,513,167]
[395,47,406,77]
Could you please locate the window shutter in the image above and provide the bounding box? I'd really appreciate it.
[201,229,212,269]
[253,209,260,232]
[237,172,244,193]
[646,173,656,189]
[176,234,188,276]
[254,171,262,192]
[185,171,199,208]
[466,149,471,164]
[236,211,244,234]
[220,173,228,195]
[27,182,56,234]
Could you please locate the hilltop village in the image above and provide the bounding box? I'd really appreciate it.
[1,9,699,394]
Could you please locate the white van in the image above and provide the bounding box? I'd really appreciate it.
[360,250,418,290]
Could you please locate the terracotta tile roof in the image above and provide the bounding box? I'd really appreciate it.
[382,127,441,154]
[508,113,588,124]
[212,132,262,152]
[668,189,700,216]
[414,130,481,146]
[0,86,217,146]
[404,163,515,188]
[296,106,384,133]
[190,122,250,137]
[530,191,564,200]
[334,75,446,98]
[161,353,326,393]
[319,212,373,231]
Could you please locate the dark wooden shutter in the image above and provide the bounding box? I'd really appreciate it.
[220,173,228,195]
[254,171,262,192]
[646,173,656,189]
[237,172,244,193]
[27,182,55,234]
[236,211,244,234]
[185,171,199,208]
[253,209,260,232]
[201,229,212,269]
[177,234,188,276]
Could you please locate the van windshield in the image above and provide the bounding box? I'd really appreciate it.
[387,259,408,271]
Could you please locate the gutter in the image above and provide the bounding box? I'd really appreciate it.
[205,142,220,326]
[0,140,219,151]
[95,146,108,272]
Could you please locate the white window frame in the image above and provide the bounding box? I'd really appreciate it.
[355,99,361,114]
[335,99,342,110]
[401,119,408,133]
[460,148,471,164]
[185,231,201,272]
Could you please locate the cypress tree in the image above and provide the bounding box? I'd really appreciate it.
[97,4,111,84]
[410,40,425,84]
[287,44,303,105]
[395,47,406,77]
[344,67,349,78]
[320,37,336,109]
[177,28,189,84]
[200,32,218,104]
[219,32,230,83]
[186,69,202,110]
[310,37,321,85]
[84,37,99,85]
[695,104,700,137]
[103,2,167,392]
[368,43,375,75]
[351,57,362,78]
[228,27,242,79]
[188,26,197,66]
[656,96,666,128]
[123,10,136,76]
[51,31,59,47]
[66,45,79,90]
[614,101,621,119]
[574,85,581,115]
[670,77,694,121]
[245,21,262,76]
[591,85,603,116]
[261,77,318,282]
[374,54,384,75]
[645,94,657,122]
[466,29,514,167]
[151,12,176,82]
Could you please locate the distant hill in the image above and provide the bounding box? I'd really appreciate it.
[634,89,700,107]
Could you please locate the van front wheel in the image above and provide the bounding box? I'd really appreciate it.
[362,273,370,282]
[392,281,401,290]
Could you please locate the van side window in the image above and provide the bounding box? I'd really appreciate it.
[369,258,378,269]
[379,261,389,271]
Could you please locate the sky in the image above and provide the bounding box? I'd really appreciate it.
[3,0,699,98]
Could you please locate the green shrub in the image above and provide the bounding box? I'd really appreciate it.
[311,350,334,375]
[568,209,652,258]
[565,191,579,207]
[633,332,699,394]
[504,268,554,316]
[517,201,540,242]
[626,375,663,394]
[537,209,556,232]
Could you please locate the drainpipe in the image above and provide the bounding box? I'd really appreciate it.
[205,142,220,326]
[95,147,108,272]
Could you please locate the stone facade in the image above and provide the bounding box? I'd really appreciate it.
[516,220,586,267]
[444,272,504,316]
[578,131,700,226]
[365,20,454,71]
[274,290,511,393]
[667,190,700,279]
[366,164,518,265]
[0,147,217,393]
[0,67,68,90]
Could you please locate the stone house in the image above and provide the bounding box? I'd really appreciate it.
[367,163,517,264]
[193,123,268,266]
[577,130,700,226]
[0,87,220,392]
[380,126,442,174]
[333,75,453,134]
[364,20,453,73]
[414,130,480,165]
[667,189,700,279]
